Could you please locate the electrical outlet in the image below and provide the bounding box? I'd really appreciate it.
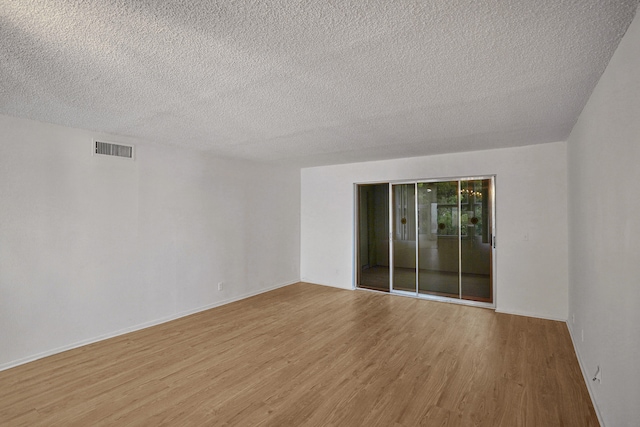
[217,282,223,291]
[593,365,602,383]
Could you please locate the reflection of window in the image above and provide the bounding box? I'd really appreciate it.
[437,206,459,236]
[394,185,415,240]
[435,181,485,237]
[416,180,487,238]
[463,181,484,237]
[435,181,459,236]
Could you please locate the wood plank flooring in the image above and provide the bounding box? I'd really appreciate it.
[0,283,598,426]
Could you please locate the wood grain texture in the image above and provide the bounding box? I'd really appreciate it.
[0,283,598,426]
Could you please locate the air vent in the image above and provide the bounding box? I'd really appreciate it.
[94,140,134,159]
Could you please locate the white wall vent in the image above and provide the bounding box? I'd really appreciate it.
[94,140,134,160]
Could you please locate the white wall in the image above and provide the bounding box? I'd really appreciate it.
[567,9,640,427]
[0,114,300,369]
[301,142,569,320]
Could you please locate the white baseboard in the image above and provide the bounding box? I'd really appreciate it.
[567,323,605,427]
[299,279,351,290]
[0,279,298,372]
[308,285,569,322]
[495,308,567,322]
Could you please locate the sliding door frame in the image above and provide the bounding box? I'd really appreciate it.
[355,176,496,309]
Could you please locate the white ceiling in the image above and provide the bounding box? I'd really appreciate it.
[1,1,638,167]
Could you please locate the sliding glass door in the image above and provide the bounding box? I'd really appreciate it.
[459,178,493,302]
[417,180,461,299]
[357,184,390,292]
[392,184,417,293]
[358,177,494,307]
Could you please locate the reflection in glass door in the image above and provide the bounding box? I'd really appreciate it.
[392,184,417,293]
[417,181,461,299]
[400,177,494,305]
[460,179,493,302]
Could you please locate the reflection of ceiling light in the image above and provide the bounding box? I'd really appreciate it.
[459,188,482,198]
[427,188,432,192]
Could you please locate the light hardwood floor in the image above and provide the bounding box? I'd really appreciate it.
[0,282,597,426]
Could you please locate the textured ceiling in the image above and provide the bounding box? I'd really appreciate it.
[1,0,638,166]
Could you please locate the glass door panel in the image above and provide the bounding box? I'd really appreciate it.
[418,181,460,298]
[357,184,390,291]
[460,179,493,302]
[392,184,417,292]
